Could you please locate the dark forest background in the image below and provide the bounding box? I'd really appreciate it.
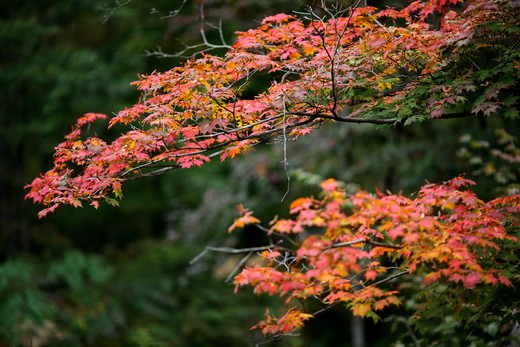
[1,0,518,346]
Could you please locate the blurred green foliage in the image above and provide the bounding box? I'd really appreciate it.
[0,243,289,346]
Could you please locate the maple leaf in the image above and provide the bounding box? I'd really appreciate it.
[261,13,295,25]
[260,250,282,262]
[352,303,372,318]
[365,269,378,281]
[320,178,340,192]
[228,204,261,233]
[273,219,296,234]
[180,126,198,139]
[76,112,107,127]
[463,272,481,288]
[289,197,314,214]
[498,275,512,286]
[403,232,420,244]
[177,154,210,168]
[221,140,255,161]
[423,271,442,285]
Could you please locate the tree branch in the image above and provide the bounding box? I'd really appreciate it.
[289,110,476,125]
[118,116,314,181]
[371,270,409,287]
[189,244,294,265]
[330,239,403,250]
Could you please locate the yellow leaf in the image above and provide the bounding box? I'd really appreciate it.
[352,303,371,317]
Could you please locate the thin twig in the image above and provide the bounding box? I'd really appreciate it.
[330,239,403,250]
[101,0,132,24]
[371,270,409,287]
[225,251,253,283]
[144,0,230,59]
[281,95,291,202]
[189,244,293,265]
[406,320,422,347]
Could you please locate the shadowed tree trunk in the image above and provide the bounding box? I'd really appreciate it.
[351,314,366,347]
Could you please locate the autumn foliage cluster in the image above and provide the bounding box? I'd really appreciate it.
[231,177,519,335]
[26,0,520,215]
[26,0,520,340]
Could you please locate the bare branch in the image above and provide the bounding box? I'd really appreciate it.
[150,0,188,19]
[144,0,230,59]
[100,0,133,24]
[288,111,398,124]
[281,96,291,202]
[330,239,403,250]
[225,251,254,283]
[189,244,294,265]
[371,270,409,287]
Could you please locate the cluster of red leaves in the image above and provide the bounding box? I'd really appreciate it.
[25,0,519,215]
[231,177,519,336]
